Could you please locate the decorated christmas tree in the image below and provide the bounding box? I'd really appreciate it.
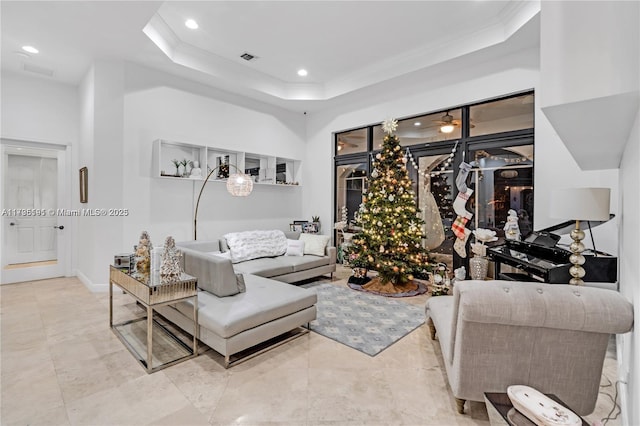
[349,119,430,294]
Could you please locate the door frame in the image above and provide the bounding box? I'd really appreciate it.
[1,139,72,284]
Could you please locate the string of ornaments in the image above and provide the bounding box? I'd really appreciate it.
[402,140,460,179]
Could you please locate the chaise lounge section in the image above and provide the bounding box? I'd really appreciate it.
[155,230,335,367]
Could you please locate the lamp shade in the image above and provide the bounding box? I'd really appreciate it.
[226,173,253,196]
[549,187,610,221]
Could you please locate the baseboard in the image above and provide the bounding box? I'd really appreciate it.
[75,269,109,293]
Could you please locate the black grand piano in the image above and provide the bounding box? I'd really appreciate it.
[487,218,617,284]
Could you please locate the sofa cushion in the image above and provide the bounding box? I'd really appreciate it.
[232,257,295,277]
[298,233,330,257]
[174,274,317,338]
[224,230,288,263]
[181,247,243,297]
[286,255,330,272]
[285,239,305,256]
[176,240,220,253]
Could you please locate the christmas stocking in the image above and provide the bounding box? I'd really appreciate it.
[453,187,474,219]
[453,228,471,258]
[455,162,473,192]
[451,216,469,239]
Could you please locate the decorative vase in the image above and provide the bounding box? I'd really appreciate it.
[469,256,489,280]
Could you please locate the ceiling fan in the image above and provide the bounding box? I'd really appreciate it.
[337,138,359,151]
[432,111,474,133]
[433,111,458,134]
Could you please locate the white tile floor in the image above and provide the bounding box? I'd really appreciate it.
[1,267,621,425]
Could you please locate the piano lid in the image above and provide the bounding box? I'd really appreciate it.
[540,214,615,236]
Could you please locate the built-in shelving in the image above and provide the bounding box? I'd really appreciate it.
[152,139,302,186]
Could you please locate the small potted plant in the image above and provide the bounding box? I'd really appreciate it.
[311,215,321,233]
[180,158,189,177]
[171,159,181,177]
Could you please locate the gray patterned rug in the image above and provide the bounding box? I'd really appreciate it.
[302,282,425,356]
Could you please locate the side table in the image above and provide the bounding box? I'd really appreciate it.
[109,266,198,373]
[484,392,588,426]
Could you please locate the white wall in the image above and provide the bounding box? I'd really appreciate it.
[121,66,307,253]
[541,1,639,107]
[534,107,619,255]
[75,61,127,289]
[0,72,79,145]
[618,108,639,426]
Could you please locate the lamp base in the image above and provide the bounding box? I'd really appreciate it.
[568,221,586,285]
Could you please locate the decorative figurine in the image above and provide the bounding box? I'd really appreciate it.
[135,231,153,274]
[160,236,182,279]
[504,209,521,241]
[189,160,202,179]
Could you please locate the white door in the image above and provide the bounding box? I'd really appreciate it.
[1,144,68,284]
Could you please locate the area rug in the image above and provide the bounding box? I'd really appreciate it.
[302,282,425,356]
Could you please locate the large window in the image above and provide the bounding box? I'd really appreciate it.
[334,91,535,271]
[468,143,534,234]
[336,128,368,156]
[469,93,534,137]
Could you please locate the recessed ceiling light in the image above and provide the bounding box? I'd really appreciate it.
[22,45,38,54]
[297,69,308,77]
[414,122,421,127]
[185,19,198,29]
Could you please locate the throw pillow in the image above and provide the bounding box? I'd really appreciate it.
[285,239,305,256]
[299,233,330,257]
[224,230,287,263]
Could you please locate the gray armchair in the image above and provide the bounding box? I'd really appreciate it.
[426,280,634,415]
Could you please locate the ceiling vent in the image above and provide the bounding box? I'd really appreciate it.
[240,52,257,61]
[23,63,54,77]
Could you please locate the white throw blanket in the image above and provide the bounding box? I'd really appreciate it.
[224,230,288,263]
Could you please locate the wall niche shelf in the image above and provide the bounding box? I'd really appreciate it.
[152,139,302,186]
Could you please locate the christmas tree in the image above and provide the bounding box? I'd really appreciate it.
[349,119,430,293]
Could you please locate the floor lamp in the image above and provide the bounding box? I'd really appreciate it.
[549,187,611,285]
[193,164,253,240]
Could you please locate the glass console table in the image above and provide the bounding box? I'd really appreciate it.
[109,266,198,373]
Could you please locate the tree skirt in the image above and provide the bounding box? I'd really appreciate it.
[348,277,428,298]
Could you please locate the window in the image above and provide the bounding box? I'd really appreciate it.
[335,162,367,224]
[333,91,535,270]
[469,93,534,137]
[372,109,462,150]
[468,143,534,236]
[336,128,367,156]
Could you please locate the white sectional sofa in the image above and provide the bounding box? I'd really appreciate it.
[155,230,336,367]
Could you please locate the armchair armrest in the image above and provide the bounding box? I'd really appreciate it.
[326,246,337,265]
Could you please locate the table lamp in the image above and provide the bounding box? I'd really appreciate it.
[549,187,611,285]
